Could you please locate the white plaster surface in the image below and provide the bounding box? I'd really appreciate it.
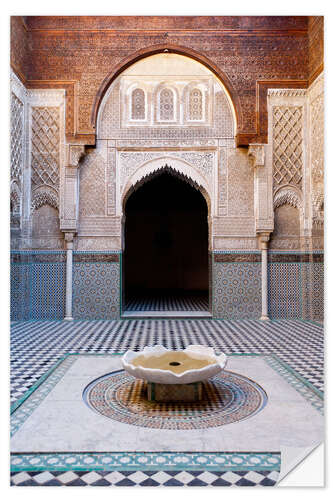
[11,356,324,454]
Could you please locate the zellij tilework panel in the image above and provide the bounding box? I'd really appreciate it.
[72,261,120,320]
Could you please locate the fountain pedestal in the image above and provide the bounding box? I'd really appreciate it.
[147,381,203,402]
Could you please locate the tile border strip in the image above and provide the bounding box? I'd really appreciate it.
[10,451,281,472]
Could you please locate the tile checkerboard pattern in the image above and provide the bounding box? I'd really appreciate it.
[10,319,323,403]
[10,469,279,486]
[125,292,209,311]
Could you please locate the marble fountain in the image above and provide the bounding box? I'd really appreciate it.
[122,345,227,401]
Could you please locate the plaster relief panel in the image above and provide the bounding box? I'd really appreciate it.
[270,204,301,250]
[31,204,63,249]
[309,73,324,233]
[31,107,60,190]
[79,151,106,217]
[118,150,215,211]
[98,54,234,140]
[272,106,303,190]
[10,93,24,190]
[227,148,254,216]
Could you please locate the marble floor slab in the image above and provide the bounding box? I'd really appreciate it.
[11,354,324,455]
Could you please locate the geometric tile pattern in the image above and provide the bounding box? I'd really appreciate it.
[265,355,323,415]
[10,469,280,486]
[213,262,261,319]
[10,264,30,321]
[10,451,281,472]
[10,319,324,403]
[125,293,209,311]
[10,261,65,321]
[268,263,301,319]
[72,262,120,320]
[84,368,268,429]
[312,262,324,322]
[10,356,75,436]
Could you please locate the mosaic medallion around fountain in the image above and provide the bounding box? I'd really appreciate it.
[83,369,267,430]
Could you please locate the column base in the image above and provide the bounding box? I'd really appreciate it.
[260,315,270,321]
[64,316,74,321]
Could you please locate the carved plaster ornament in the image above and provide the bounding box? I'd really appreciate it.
[248,144,265,167]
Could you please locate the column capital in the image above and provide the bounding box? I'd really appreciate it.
[257,232,271,250]
[248,144,265,168]
[66,144,85,168]
[64,231,75,250]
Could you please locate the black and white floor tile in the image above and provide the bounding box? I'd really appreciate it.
[124,293,209,311]
[10,469,279,487]
[10,319,324,403]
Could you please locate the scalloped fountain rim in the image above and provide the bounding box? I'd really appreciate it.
[121,345,227,384]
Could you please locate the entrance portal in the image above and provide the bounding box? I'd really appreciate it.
[123,172,210,316]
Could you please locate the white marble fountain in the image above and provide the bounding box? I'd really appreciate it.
[122,345,227,401]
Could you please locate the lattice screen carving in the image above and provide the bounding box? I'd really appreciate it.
[131,88,145,120]
[159,89,174,121]
[189,88,203,120]
[311,94,324,184]
[31,107,60,189]
[272,106,303,190]
[10,93,24,186]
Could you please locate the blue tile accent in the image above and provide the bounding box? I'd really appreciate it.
[11,451,281,472]
[10,252,66,321]
[212,262,261,319]
[268,263,301,319]
[73,261,120,320]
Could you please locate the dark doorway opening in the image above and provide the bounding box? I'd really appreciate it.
[123,172,209,315]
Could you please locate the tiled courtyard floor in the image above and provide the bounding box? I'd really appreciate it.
[11,319,324,403]
[10,318,324,487]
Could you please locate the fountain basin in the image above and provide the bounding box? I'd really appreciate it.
[121,345,227,385]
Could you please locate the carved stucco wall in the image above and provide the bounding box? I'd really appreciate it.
[10,69,66,250]
[77,54,266,252]
[268,88,308,250]
[309,73,324,247]
[10,72,25,239]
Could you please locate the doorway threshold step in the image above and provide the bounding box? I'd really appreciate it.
[122,311,212,319]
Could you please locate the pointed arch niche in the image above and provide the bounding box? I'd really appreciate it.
[123,164,211,314]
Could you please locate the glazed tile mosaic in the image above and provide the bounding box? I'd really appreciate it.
[10,319,324,404]
[212,262,261,319]
[10,252,66,321]
[268,263,302,319]
[83,369,267,429]
[73,261,120,320]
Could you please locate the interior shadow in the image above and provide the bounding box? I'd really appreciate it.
[124,172,209,311]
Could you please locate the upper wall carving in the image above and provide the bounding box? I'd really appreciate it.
[12,17,314,145]
[98,55,234,140]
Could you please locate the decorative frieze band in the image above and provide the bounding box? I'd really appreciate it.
[267,89,308,97]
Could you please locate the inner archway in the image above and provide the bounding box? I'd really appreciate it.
[123,172,209,315]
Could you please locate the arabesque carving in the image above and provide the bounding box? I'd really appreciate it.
[273,187,302,210]
[31,188,59,213]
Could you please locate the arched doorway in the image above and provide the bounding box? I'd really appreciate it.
[123,171,210,316]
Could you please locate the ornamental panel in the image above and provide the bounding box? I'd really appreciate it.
[10,93,24,186]
[31,106,60,189]
[272,106,303,189]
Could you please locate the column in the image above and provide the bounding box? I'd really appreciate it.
[259,233,270,321]
[64,233,74,321]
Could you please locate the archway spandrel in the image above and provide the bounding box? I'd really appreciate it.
[120,155,212,214]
